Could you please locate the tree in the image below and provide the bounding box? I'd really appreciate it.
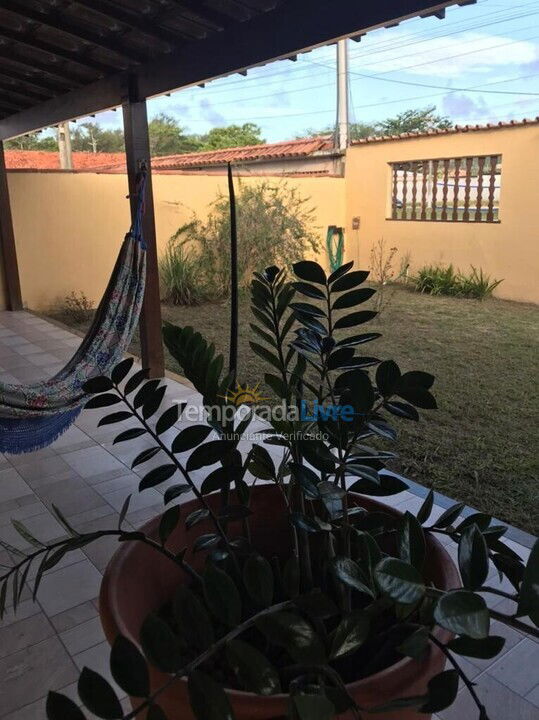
[199,123,264,150]
[5,132,57,150]
[148,113,202,156]
[378,106,452,135]
[70,122,124,153]
[302,122,377,141]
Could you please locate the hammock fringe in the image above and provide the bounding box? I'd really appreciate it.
[0,408,82,455]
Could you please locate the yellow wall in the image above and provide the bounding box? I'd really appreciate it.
[0,253,6,310]
[7,172,344,309]
[344,124,539,304]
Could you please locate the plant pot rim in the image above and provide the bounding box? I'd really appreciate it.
[100,484,460,707]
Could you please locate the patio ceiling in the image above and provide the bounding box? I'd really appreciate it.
[0,0,475,140]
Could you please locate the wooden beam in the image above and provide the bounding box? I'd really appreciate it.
[122,93,164,378]
[2,0,146,64]
[0,67,68,96]
[0,1,464,139]
[0,47,84,85]
[0,141,22,310]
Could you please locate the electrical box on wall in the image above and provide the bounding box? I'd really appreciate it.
[352,216,360,230]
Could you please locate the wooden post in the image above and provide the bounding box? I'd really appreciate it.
[122,95,165,378]
[0,141,23,310]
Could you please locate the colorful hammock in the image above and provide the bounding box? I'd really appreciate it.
[0,172,148,454]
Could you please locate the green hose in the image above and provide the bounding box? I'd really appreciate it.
[326,225,345,273]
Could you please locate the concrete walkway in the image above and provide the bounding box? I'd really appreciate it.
[0,311,537,720]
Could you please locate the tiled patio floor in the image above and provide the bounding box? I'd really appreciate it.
[0,310,537,720]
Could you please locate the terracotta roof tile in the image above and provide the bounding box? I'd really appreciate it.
[351,117,539,145]
[5,151,125,170]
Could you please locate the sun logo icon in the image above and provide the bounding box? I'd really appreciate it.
[223,382,269,407]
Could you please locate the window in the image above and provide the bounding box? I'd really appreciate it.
[389,155,501,222]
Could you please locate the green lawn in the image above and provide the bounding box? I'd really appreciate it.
[47,285,539,534]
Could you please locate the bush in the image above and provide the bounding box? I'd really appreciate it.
[159,231,205,306]
[172,180,320,298]
[60,290,93,323]
[413,264,502,299]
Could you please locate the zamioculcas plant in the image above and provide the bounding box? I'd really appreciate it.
[1,260,537,720]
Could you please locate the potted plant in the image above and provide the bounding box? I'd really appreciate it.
[1,262,538,720]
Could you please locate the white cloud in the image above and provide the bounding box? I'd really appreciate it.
[356,31,538,78]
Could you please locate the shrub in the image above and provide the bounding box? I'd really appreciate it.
[413,264,502,299]
[60,290,93,323]
[159,230,205,306]
[174,180,320,297]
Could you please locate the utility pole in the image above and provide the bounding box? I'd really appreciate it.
[58,121,73,169]
[336,38,350,151]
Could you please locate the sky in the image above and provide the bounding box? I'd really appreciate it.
[75,0,539,144]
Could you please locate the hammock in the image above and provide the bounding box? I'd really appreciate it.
[0,172,148,454]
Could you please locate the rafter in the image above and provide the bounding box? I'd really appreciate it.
[2,0,147,64]
[0,81,45,103]
[168,0,235,30]
[0,27,114,76]
[0,67,66,95]
[74,0,194,46]
[0,48,83,86]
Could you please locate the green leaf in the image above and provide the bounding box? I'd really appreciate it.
[331,557,375,597]
[416,490,434,524]
[398,511,426,571]
[293,260,327,284]
[332,287,376,310]
[174,585,214,652]
[291,281,326,299]
[334,310,377,330]
[133,379,161,409]
[111,357,135,384]
[400,370,435,389]
[283,556,300,598]
[98,411,132,427]
[375,558,425,604]
[432,502,465,528]
[188,672,234,720]
[335,369,374,412]
[113,427,146,444]
[186,508,209,529]
[448,635,506,659]
[297,438,336,473]
[159,505,181,546]
[349,472,408,497]
[328,260,354,284]
[331,269,369,292]
[256,611,326,664]
[397,625,429,660]
[288,463,320,499]
[396,385,437,409]
[226,639,281,695]
[421,670,459,713]
[172,424,212,454]
[290,302,326,318]
[142,385,167,419]
[139,464,177,491]
[330,610,370,659]
[163,483,191,504]
[147,705,167,720]
[518,538,539,617]
[201,467,240,495]
[249,341,282,371]
[458,524,489,590]
[186,440,234,471]
[433,590,490,639]
[124,367,150,395]
[248,445,276,480]
[292,693,335,720]
[384,400,419,421]
[46,691,86,720]
[203,563,241,627]
[243,553,274,607]
[110,636,150,698]
[78,667,123,719]
[156,405,181,435]
[132,446,160,468]
[11,519,44,548]
[85,393,120,409]
[193,533,220,552]
[294,591,338,620]
[291,512,330,534]
[140,613,183,673]
[82,376,114,394]
[336,332,381,347]
[375,360,401,396]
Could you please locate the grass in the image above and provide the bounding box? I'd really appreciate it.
[47,284,539,534]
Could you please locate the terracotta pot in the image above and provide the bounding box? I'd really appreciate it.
[100,485,459,720]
